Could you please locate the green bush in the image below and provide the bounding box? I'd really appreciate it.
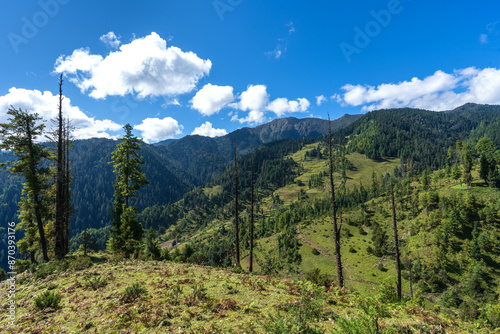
[34,257,93,280]
[34,291,62,310]
[85,276,108,290]
[377,280,398,304]
[120,283,148,303]
[160,247,171,261]
[305,268,332,287]
[440,287,461,308]
[261,288,324,333]
[312,248,320,256]
[14,259,36,275]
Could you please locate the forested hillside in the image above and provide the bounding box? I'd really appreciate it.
[332,104,500,171]
[154,114,361,185]
[4,103,500,332]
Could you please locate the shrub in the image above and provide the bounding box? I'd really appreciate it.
[312,248,320,256]
[160,247,171,261]
[261,288,324,333]
[305,268,332,288]
[85,276,108,290]
[334,299,387,334]
[68,256,93,271]
[441,287,461,308]
[34,291,62,310]
[14,259,36,275]
[120,283,148,303]
[377,280,398,304]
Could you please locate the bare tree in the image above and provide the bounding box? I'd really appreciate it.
[391,180,402,300]
[233,135,240,266]
[328,114,343,287]
[54,74,66,259]
[249,159,254,272]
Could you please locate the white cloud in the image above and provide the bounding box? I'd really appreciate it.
[191,122,228,137]
[230,85,269,125]
[231,110,267,125]
[54,32,212,99]
[0,87,122,140]
[266,97,310,117]
[480,21,499,46]
[235,85,269,112]
[135,117,183,143]
[316,95,327,106]
[266,22,296,59]
[335,68,500,112]
[161,98,181,108]
[229,85,310,124]
[100,32,121,48]
[480,34,489,45]
[191,84,234,116]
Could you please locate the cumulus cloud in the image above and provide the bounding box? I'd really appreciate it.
[267,97,310,117]
[135,117,183,143]
[100,32,121,48]
[191,122,228,137]
[316,95,327,106]
[191,84,234,116]
[54,32,212,99]
[229,84,310,124]
[335,68,500,112]
[0,87,122,140]
[230,85,269,125]
[234,85,270,112]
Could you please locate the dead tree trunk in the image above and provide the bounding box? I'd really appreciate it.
[328,114,343,288]
[391,180,402,300]
[249,159,254,273]
[55,74,65,259]
[233,135,240,267]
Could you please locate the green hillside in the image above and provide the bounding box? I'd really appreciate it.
[1,254,493,333]
[4,106,500,332]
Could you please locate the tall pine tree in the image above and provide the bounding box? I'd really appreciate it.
[108,124,149,257]
[0,108,52,262]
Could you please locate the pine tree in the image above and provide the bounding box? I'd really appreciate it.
[79,229,98,256]
[460,143,474,188]
[0,108,52,262]
[17,192,39,264]
[108,124,149,256]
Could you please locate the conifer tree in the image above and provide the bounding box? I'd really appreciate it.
[108,124,149,256]
[0,108,52,262]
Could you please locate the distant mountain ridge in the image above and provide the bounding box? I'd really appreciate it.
[154,114,362,185]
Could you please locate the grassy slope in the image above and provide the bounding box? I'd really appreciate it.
[1,254,490,333]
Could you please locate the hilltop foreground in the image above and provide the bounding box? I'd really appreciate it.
[1,255,495,333]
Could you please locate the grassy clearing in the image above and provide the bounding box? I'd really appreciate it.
[2,255,493,333]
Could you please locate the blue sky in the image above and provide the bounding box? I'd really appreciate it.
[1,0,499,142]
